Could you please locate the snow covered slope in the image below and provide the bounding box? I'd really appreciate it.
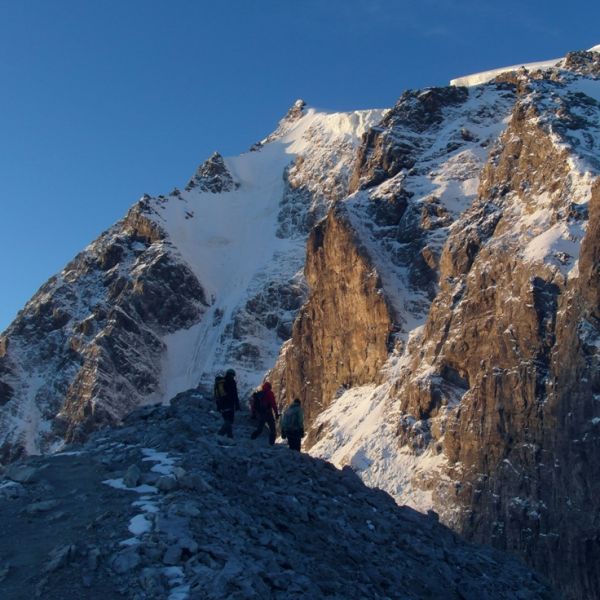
[0,100,385,459]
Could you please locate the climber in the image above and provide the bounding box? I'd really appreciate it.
[280,398,305,451]
[214,368,240,438]
[250,381,279,445]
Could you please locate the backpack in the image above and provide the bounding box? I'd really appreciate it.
[282,405,301,432]
[214,375,227,410]
[251,390,268,415]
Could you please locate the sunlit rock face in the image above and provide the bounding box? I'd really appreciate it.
[275,50,600,599]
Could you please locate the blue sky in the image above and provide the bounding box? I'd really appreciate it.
[1,0,599,331]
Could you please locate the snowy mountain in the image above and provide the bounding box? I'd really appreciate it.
[2,45,600,598]
[0,100,385,458]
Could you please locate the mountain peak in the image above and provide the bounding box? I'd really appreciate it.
[284,98,307,122]
[186,151,237,193]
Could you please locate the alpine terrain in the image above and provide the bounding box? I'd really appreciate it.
[2,44,600,598]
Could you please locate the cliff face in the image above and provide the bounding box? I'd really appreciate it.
[286,53,600,599]
[397,82,600,597]
[274,207,392,441]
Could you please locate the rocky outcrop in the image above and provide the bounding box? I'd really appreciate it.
[0,204,208,461]
[185,152,237,193]
[274,207,393,436]
[349,86,469,192]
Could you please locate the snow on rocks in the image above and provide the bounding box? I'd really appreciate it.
[449,43,600,88]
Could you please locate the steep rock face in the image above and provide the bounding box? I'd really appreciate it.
[274,207,392,438]
[290,53,600,599]
[389,80,599,597]
[0,204,208,461]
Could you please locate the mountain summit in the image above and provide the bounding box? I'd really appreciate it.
[2,45,600,598]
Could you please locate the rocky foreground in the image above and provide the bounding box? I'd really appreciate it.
[0,392,555,600]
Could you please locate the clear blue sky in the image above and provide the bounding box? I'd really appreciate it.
[1,0,598,331]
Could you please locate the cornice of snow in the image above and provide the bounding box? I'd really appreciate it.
[450,43,600,87]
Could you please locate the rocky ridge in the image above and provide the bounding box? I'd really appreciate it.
[0,391,555,599]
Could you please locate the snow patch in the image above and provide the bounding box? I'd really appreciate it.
[451,44,600,88]
[309,384,447,512]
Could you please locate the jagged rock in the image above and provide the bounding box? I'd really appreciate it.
[0,481,25,499]
[156,475,177,492]
[162,544,182,566]
[44,544,76,573]
[87,547,101,571]
[186,152,237,193]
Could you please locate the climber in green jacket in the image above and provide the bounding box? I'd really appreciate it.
[281,398,305,451]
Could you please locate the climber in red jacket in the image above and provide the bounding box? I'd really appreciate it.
[250,381,279,445]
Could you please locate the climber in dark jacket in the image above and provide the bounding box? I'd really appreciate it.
[281,398,304,451]
[216,369,240,438]
[250,381,279,445]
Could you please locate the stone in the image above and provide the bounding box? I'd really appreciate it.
[87,547,101,571]
[0,481,26,499]
[44,544,76,573]
[156,475,178,492]
[162,544,182,566]
[178,473,211,492]
[123,464,142,488]
[5,464,40,484]
[139,567,166,595]
[173,466,186,480]
[110,547,141,574]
